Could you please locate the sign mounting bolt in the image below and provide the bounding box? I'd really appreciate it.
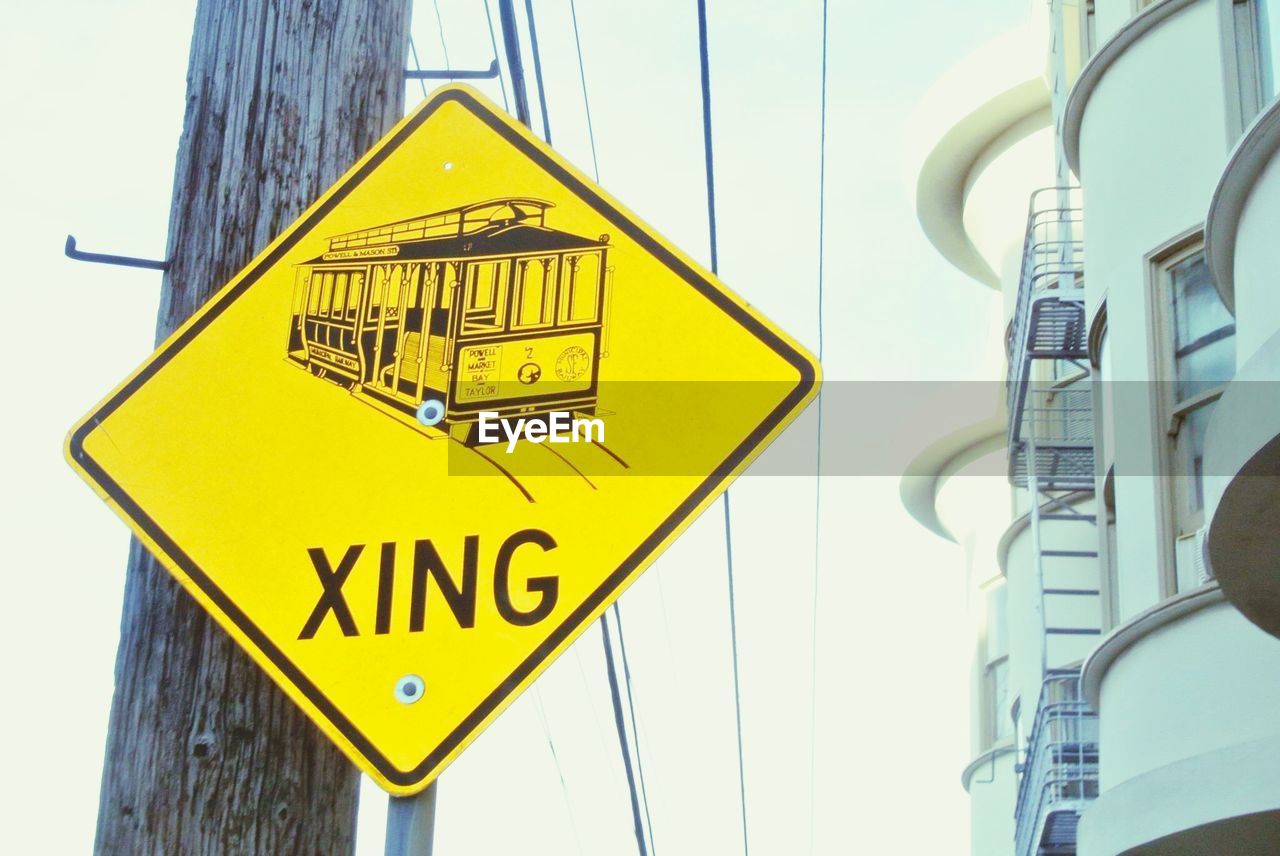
[416,399,445,427]
[395,675,425,704]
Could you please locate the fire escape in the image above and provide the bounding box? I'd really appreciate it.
[1007,187,1100,856]
[1013,669,1099,856]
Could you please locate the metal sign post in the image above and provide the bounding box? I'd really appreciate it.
[385,783,438,856]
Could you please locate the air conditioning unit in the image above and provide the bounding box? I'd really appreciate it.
[1174,527,1212,591]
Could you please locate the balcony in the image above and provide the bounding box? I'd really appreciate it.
[1014,669,1099,856]
[1007,187,1090,489]
[1007,385,1095,491]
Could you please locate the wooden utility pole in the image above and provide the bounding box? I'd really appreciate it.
[94,2,410,853]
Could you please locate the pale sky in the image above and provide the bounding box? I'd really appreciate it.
[0,1,1029,852]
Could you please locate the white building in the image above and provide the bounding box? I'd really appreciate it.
[904,1,1280,853]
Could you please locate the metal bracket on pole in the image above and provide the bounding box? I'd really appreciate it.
[405,59,500,80]
[385,783,438,856]
[65,235,169,271]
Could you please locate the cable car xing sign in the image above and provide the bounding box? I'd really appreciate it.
[66,85,820,795]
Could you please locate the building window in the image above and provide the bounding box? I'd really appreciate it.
[1153,243,1235,592]
[988,658,1011,742]
[1085,0,1097,58]
[1260,0,1279,98]
[984,582,1012,744]
[1094,320,1120,632]
[1225,0,1280,139]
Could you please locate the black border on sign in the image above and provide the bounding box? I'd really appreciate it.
[69,89,817,787]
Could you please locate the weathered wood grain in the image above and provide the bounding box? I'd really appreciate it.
[95,2,410,853]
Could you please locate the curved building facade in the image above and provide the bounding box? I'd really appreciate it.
[1064,1,1280,852]
[905,1,1280,854]
[904,424,1018,855]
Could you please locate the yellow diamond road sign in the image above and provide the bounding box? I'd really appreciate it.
[67,85,820,795]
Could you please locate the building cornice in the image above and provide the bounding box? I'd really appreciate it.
[1080,582,1223,707]
[899,418,1006,542]
[1205,95,1280,314]
[917,79,1050,290]
[1063,0,1200,178]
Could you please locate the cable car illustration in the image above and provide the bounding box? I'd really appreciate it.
[286,198,613,443]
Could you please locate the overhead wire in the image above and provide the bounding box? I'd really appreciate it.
[696,3,749,854]
[809,2,830,852]
[568,0,683,759]
[574,645,626,789]
[410,5,660,854]
[568,0,600,178]
[525,0,553,143]
[408,37,429,99]
[601,610,650,856]
[431,0,452,71]
[535,688,587,856]
[482,0,512,112]
[408,17,579,853]
[722,493,750,855]
[696,0,720,275]
[566,7,652,854]
[564,13,678,843]
[613,602,658,853]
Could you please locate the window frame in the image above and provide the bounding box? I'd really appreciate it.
[980,579,1012,747]
[984,655,1012,746]
[1145,229,1236,597]
[1221,0,1272,142]
[1089,303,1121,633]
[1261,0,1279,98]
[1082,0,1097,61]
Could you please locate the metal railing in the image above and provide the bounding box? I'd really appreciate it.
[1007,187,1086,449]
[1014,669,1099,856]
[1011,385,1096,490]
